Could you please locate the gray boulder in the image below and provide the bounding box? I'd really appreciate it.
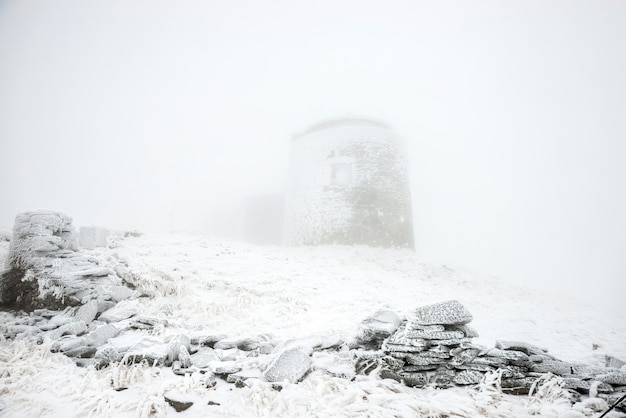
[413,300,473,326]
[263,348,311,384]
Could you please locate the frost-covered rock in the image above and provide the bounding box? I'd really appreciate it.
[263,348,311,383]
[413,300,473,326]
[214,336,259,351]
[75,300,98,324]
[98,303,137,323]
[0,211,138,311]
[191,348,220,368]
[352,309,401,349]
[163,391,193,412]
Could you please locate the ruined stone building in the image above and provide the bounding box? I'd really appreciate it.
[283,118,414,248]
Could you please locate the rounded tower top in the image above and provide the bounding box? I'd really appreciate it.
[296,117,392,138]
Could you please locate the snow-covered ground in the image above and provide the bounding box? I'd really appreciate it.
[1,232,625,417]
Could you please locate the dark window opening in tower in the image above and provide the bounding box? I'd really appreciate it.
[331,163,352,186]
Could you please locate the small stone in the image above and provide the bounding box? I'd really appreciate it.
[413,300,473,326]
[210,360,242,375]
[399,372,428,387]
[263,348,311,384]
[164,391,193,412]
[226,370,263,383]
[202,372,217,388]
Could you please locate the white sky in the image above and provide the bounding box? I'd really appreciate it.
[1,0,625,306]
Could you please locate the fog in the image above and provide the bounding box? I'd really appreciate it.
[1,1,625,308]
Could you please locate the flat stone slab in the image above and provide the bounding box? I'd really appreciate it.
[413,300,473,326]
[98,304,137,323]
[263,348,311,384]
[191,348,220,368]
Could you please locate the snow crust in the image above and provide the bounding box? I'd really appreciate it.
[1,232,625,417]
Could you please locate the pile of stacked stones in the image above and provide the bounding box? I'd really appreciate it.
[363,300,626,398]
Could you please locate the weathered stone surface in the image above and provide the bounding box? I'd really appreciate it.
[263,348,311,383]
[469,356,509,368]
[405,322,445,332]
[529,360,573,375]
[404,353,445,366]
[483,348,530,363]
[403,330,465,340]
[353,309,401,349]
[413,300,473,326]
[454,370,483,385]
[84,324,120,347]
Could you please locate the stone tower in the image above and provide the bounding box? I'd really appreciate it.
[283,117,414,248]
